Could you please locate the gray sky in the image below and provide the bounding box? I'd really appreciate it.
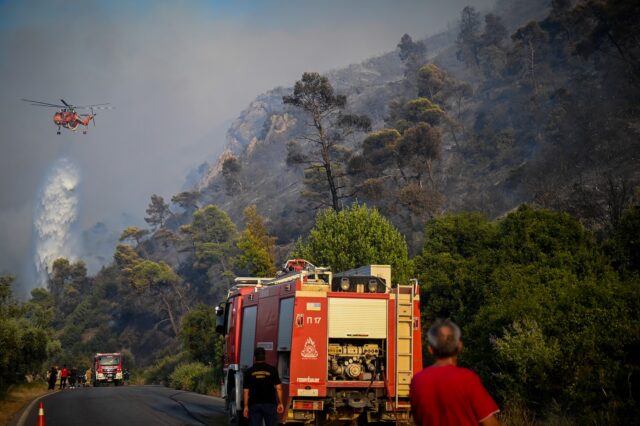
[0,0,494,287]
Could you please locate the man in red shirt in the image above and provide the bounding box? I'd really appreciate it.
[410,319,500,426]
[59,365,69,390]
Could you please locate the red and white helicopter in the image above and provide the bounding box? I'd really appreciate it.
[22,98,112,134]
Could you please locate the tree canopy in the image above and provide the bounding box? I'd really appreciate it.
[180,205,238,271]
[171,191,200,212]
[236,205,277,277]
[145,194,171,229]
[120,226,150,250]
[293,204,412,284]
[180,304,222,366]
[0,276,54,393]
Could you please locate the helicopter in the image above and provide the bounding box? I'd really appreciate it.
[21,98,112,134]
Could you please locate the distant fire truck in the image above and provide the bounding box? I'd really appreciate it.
[216,259,422,424]
[93,352,123,386]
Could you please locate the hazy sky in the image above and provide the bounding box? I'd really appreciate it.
[0,0,494,287]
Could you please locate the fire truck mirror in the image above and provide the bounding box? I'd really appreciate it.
[215,305,226,334]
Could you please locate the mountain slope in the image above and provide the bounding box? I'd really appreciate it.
[193,0,639,250]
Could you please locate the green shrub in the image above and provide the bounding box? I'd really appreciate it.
[169,362,217,394]
[142,353,186,386]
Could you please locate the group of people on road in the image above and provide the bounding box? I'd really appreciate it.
[47,365,93,390]
[242,319,500,426]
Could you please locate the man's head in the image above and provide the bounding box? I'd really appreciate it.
[254,347,266,362]
[427,319,462,358]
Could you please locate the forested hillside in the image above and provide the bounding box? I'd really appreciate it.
[199,0,639,251]
[2,0,639,423]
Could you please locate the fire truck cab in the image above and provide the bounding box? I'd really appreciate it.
[216,259,422,425]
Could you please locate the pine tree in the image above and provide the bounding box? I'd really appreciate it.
[283,72,371,211]
[145,194,171,229]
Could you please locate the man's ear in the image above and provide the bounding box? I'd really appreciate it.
[427,345,434,355]
[458,341,463,353]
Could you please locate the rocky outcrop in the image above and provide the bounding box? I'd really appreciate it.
[197,88,290,190]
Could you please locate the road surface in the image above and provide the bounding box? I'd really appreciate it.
[11,385,227,426]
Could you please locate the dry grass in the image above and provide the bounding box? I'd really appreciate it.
[0,382,48,426]
[499,403,576,426]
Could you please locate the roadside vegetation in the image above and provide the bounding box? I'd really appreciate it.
[0,382,48,426]
[3,200,638,423]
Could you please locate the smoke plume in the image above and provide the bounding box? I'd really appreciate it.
[33,157,81,289]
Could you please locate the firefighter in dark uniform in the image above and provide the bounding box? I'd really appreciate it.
[243,347,284,426]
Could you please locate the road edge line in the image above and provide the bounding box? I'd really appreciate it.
[14,390,61,426]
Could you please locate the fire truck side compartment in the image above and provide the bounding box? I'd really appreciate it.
[277,297,295,351]
[240,305,257,369]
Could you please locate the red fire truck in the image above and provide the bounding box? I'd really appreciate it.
[92,352,124,386]
[216,259,422,424]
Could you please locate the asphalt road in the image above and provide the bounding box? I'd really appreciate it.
[11,385,227,426]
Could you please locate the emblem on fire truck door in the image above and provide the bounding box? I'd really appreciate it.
[300,337,318,359]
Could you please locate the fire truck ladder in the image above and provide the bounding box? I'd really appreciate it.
[395,282,415,408]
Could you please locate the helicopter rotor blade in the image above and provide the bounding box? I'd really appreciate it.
[75,103,112,110]
[21,99,66,108]
[60,99,72,108]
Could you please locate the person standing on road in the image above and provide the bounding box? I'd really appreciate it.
[59,365,68,390]
[410,319,500,426]
[47,366,57,390]
[85,368,92,387]
[77,367,85,386]
[69,366,77,389]
[243,347,284,426]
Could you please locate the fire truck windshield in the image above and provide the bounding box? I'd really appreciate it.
[98,356,120,366]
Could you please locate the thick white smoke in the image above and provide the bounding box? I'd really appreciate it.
[33,157,81,288]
